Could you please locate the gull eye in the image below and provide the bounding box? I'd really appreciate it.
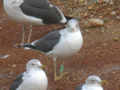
[31,63,35,66]
[91,80,96,83]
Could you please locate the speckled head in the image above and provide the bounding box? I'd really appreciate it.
[85,75,102,85]
[26,59,43,71]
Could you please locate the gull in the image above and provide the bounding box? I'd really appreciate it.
[75,75,105,90]
[10,59,48,90]
[3,0,70,45]
[22,18,83,81]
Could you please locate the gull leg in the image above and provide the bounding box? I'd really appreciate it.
[53,57,57,81]
[14,25,26,48]
[27,25,32,43]
[21,24,25,45]
[53,58,68,81]
[59,61,68,80]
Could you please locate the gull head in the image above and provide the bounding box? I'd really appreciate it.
[26,59,45,71]
[85,75,102,85]
[66,19,80,32]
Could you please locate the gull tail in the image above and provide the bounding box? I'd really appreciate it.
[23,43,36,50]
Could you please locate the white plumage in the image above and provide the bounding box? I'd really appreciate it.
[3,0,67,44]
[82,84,103,90]
[3,0,43,24]
[48,24,83,57]
[23,19,83,81]
[3,0,67,24]
[18,70,48,90]
[76,75,104,90]
[10,59,48,90]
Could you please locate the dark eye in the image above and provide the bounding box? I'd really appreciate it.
[31,63,35,66]
[91,80,96,82]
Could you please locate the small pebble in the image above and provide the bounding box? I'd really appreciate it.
[0,26,2,30]
[85,29,89,33]
[87,18,104,27]
[0,54,10,59]
[113,37,119,41]
[111,11,116,15]
[12,64,16,68]
[101,0,113,4]
[116,16,120,20]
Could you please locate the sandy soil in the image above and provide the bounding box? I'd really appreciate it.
[0,0,120,90]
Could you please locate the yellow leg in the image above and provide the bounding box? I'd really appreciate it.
[14,25,26,48]
[21,25,26,45]
[53,57,58,81]
[27,25,32,43]
[53,58,68,81]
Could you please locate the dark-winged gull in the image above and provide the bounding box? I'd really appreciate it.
[75,75,104,90]
[3,0,71,45]
[22,18,83,81]
[10,59,48,90]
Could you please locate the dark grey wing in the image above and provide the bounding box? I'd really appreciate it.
[20,0,62,24]
[23,0,50,9]
[10,74,23,90]
[75,84,83,90]
[32,30,61,53]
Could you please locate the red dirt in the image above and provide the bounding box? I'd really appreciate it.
[0,1,120,90]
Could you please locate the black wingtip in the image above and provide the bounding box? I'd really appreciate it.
[22,43,38,50]
[22,43,31,48]
[65,16,81,22]
[65,16,73,20]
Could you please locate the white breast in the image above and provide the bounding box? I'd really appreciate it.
[82,84,103,90]
[17,70,48,90]
[50,30,83,57]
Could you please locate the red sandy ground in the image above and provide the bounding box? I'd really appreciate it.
[0,1,120,90]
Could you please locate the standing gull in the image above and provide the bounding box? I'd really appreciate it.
[75,75,105,90]
[10,59,48,90]
[3,0,70,45]
[23,18,83,81]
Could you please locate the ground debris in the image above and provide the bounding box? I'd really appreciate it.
[116,16,120,20]
[113,37,119,41]
[0,54,10,59]
[85,18,104,27]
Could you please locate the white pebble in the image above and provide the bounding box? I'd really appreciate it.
[88,18,104,27]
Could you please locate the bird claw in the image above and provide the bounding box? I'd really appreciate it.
[54,72,69,81]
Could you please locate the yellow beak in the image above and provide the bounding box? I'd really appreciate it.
[40,65,46,69]
[101,80,108,85]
